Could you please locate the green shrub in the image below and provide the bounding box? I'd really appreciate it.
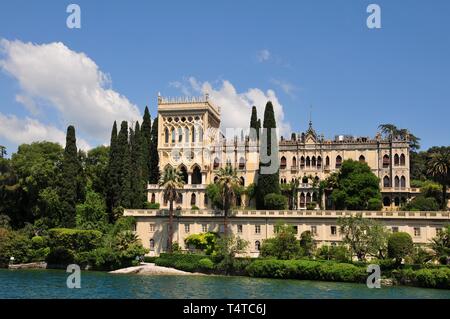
[388,232,413,261]
[402,196,439,211]
[392,267,450,289]
[191,205,200,210]
[245,259,366,283]
[264,193,287,210]
[143,256,157,263]
[47,228,102,252]
[143,202,160,209]
[198,258,214,270]
[155,253,208,272]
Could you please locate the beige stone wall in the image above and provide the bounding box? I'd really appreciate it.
[126,209,450,257]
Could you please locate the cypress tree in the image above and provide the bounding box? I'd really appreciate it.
[141,106,152,182]
[117,121,132,209]
[256,101,280,209]
[106,121,121,219]
[130,121,146,208]
[149,117,160,184]
[249,106,259,140]
[59,125,84,227]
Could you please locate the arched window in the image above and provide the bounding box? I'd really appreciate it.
[239,157,245,170]
[213,157,220,169]
[171,128,176,144]
[311,156,316,167]
[394,154,399,166]
[178,127,183,143]
[315,176,320,184]
[335,155,342,169]
[151,193,155,204]
[300,193,306,208]
[176,193,183,204]
[214,176,219,183]
[383,155,390,168]
[302,176,308,184]
[179,166,188,184]
[300,156,305,169]
[383,176,390,188]
[306,192,312,204]
[383,197,391,207]
[192,166,202,184]
[240,177,245,186]
[190,193,196,206]
[359,155,365,163]
[400,176,406,188]
[191,126,195,143]
[164,128,169,143]
[280,156,287,169]
[184,127,190,143]
[400,154,406,166]
[394,176,399,188]
[292,156,297,168]
[306,156,311,167]
[326,156,330,167]
[317,156,322,168]
[394,197,400,207]
[255,240,261,251]
[149,239,155,250]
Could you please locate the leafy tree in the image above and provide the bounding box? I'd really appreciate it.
[130,121,146,208]
[59,126,85,227]
[403,196,440,211]
[387,232,413,263]
[76,188,108,232]
[216,164,242,235]
[316,245,351,262]
[338,214,388,261]
[0,145,6,159]
[430,224,450,265]
[184,232,218,255]
[149,117,160,184]
[212,234,249,274]
[158,166,184,253]
[329,159,381,210]
[378,124,420,151]
[427,148,450,209]
[84,145,109,197]
[260,223,302,260]
[300,230,314,257]
[256,101,280,209]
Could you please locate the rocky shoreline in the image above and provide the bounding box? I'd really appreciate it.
[109,263,206,276]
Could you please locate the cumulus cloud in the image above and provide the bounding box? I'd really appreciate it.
[171,77,292,138]
[256,49,271,63]
[0,39,141,148]
[0,113,91,150]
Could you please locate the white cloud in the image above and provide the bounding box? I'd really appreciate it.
[0,113,91,150]
[0,39,141,147]
[270,78,298,98]
[256,49,271,63]
[171,77,292,138]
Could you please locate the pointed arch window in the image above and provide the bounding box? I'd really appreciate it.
[335,155,342,169]
[400,154,406,166]
[280,156,287,169]
[383,155,390,168]
[383,176,390,188]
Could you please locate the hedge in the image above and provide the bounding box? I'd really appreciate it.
[245,259,367,283]
[392,267,450,289]
[155,253,209,272]
[47,228,102,252]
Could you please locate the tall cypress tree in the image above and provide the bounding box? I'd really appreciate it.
[256,101,280,209]
[59,125,84,227]
[149,117,160,184]
[117,121,132,209]
[141,106,152,182]
[130,121,146,208]
[106,121,121,219]
[249,106,259,140]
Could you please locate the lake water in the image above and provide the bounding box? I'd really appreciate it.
[0,269,449,299]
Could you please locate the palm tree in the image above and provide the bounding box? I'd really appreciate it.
[216,164,241,236]
[159,166,185,253]
[427,150,450,210]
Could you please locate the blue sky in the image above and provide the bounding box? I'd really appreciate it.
[0,0,449,155]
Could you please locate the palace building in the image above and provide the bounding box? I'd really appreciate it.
[124,94,449,256]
